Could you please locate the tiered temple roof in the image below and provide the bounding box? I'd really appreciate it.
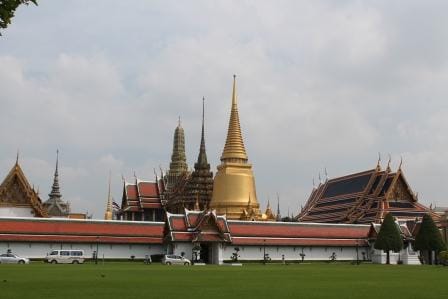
[121,178,164,213]
[0,159,48,217]
[297,163,439,224]
[165,209,231,243]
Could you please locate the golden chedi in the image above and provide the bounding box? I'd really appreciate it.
[210,75,261,220]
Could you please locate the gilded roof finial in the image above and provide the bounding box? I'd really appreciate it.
[376,152,381,170]
[16,149,19,166]
[220,75,248,162]
[399,156,403,170]
[386,154,392,172]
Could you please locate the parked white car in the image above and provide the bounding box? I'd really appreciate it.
[45,250,85,264]
[0,253,30,264]
[162,254,191,265]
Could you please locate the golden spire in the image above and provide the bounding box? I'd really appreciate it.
[104,171,113,220]
[220,75,248,162]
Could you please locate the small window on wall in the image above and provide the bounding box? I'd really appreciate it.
[325,247,328,252]
[309,247,312,252]
[340,247,343,252]
[259,247,262,252]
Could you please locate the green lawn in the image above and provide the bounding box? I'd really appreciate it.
[0,262,446,299]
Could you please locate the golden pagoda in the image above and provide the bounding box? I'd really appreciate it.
[104,172,113,220]
[210,75,261,220]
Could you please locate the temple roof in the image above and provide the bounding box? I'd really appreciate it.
[165,209,231,243]
[298,164,439,224]
[121,178,163,212]
[0,160,48,217]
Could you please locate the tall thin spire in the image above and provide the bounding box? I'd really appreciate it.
[182,97,214,212]
[49,149,62,199]
[15,149,19,166]
[221,75,248,162]
[276,193,281,221]
[105,171,113,220]
[196,97,208,166]
[43,149,70,216]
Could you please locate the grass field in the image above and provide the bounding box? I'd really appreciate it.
[0,262,446,299]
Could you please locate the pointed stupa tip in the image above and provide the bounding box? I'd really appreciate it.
[220,75,248,162]
[55,149,59,176]
[49,149,62,199]
[196,97,208,166]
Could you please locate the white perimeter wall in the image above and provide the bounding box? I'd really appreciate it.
[0,207,34,217]
[0,242,165,259]
[168,243,371,264]
[222,245,370,263]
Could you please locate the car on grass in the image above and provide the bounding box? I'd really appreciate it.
[45,250,85,264]
[0,253,30,264]
[162,254,191,265]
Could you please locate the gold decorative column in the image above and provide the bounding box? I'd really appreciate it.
[210,75,260,220]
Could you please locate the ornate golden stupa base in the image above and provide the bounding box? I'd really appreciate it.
[210,162,261,220]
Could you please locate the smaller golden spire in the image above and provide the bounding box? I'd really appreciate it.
[386,154,392,172]
[104,171,113,220]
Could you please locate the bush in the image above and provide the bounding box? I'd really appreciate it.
[438,251,448,266]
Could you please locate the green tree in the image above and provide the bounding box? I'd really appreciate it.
[0,0,37,35]
[374,213,403,264]
[414,213,446,265]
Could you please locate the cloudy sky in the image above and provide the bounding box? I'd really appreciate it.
[1,0,448,218]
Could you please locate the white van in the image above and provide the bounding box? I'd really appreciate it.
[45,250,85,264]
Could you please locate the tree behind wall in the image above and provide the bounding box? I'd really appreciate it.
[414,213,446,265]
[374,213,403,264]
[0,0,37,35]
